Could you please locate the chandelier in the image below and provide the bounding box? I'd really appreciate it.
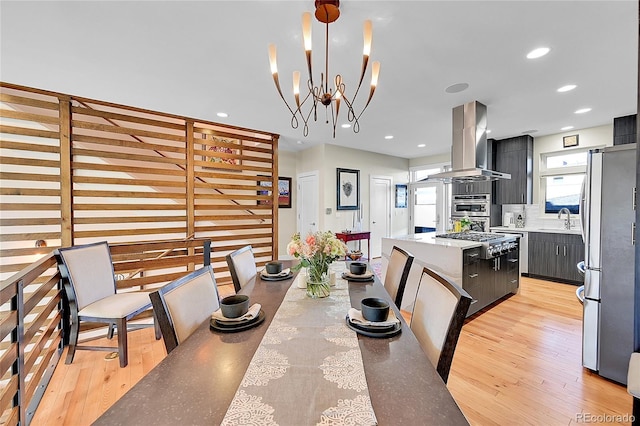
[268,0,380,138]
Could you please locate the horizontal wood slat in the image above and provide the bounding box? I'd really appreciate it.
[72,120,185,142]
[71,106,185,131]
[0,124,59,140]
[0,109,60,125]
[72,133,185,154]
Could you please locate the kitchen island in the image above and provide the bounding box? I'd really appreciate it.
[382,232,519,316]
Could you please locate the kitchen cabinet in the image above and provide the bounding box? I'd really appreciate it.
[528,232,584,284]
[452,180,492,195]
[462,247,483,315]
[613,114,637,145]
[462,246,519,317]
[494,135,533,204]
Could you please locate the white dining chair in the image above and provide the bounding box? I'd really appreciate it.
[149,265,220,354]
[409,266,472,383]
[383,245,414,309]
[226,245,257,293]
[55,241,160,368]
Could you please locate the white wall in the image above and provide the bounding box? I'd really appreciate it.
[532,124,613,204]
[408,152,450,168]
[279,144,410,255]
[277,150,297,257]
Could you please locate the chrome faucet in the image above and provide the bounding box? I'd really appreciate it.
[558,207,572,229]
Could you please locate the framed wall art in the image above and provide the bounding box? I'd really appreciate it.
[395,184,408,208]
[278,177,292,208]
[562,134,579,148]
[202,135,242,168]
[336,168,360,210]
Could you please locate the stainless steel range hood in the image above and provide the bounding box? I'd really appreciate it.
[429,101,510,182]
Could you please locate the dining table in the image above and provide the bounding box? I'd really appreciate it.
[94,261,469,425]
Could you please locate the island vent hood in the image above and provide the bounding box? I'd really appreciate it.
[428,101,510,182]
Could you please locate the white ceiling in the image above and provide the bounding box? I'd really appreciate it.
[1,1,637,159]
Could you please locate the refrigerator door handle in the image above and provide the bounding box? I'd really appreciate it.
[633,223,636,246]
[579,178,587,244]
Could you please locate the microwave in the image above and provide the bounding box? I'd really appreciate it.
[452,193,491,217]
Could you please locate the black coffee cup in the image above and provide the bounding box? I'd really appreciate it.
[220,295,250,318]
[265,261,283,274]
[361,297,390,322]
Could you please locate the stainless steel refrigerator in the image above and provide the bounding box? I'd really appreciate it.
[580,143,636,385]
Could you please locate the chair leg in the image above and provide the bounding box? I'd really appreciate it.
[116,318,128,368]
[632,397,639,426]
[65,318,79,364]
[107,323,115,339]
[153,310,162,340]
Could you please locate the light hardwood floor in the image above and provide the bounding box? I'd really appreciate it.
[32,278,633,425]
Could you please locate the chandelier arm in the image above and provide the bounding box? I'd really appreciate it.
[351,55,370,108]
[272,72,299,129]
[294,90,315,134]
[305,50,314,88]
[352,85,378,132]
[330,96,341,138]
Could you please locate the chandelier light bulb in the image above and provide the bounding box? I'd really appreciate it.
[293,71,300,95]
[371,62,380,87]
[268,44,278,74]
[363,20,372,56]
[302,12,312,52]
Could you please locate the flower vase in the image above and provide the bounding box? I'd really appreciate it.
[306,269,330,298]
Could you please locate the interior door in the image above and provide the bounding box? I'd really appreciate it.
[410,181,445,233]
[369,176,391,258]
[297,171,319,236]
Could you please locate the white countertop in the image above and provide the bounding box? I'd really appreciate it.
[490,226,582,235]
[387,232,483,249]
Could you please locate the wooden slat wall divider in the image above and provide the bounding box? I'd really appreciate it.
[1,82,280,289]
[0,81,279,423]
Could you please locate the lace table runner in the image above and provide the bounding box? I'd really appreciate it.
[221,262,377,426]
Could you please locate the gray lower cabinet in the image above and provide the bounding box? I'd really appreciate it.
[528,232,584,283]
[462,246,519,317]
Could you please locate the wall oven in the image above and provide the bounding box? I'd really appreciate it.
[451,193,491,232]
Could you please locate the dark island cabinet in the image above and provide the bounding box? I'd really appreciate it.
[462,246,519,317]
[494,135,533,204]
[452,180,492,195]
[528,232,584,284]
[462,247,483,315]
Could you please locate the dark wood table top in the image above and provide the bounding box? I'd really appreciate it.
[94,264,469,425]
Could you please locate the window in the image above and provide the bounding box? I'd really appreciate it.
[411,167,444,182]
[540,150,588,214]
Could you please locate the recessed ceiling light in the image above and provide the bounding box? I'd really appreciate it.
[417,144,426,148]
[561,126,574,131]
[522,129,538,134]
[341,124,351,128]
[296,140,304,145]
[445,83,469,94]
[384,135,394,140]
[557,84,577,93]
[486,129,492,134]
[216,112,228,118]
[575,108,592,114]
[526,47,550,59]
